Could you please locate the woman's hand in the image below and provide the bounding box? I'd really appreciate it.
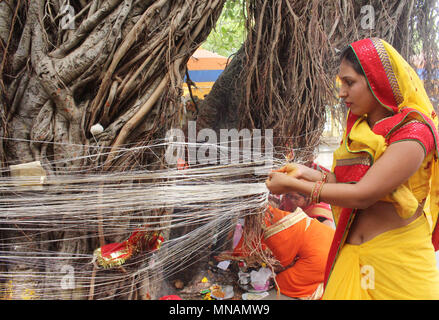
[265,171,297,195]
[274,163,297,176]
[274,163,321,182]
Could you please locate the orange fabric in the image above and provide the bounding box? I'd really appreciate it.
[273,218,334,298]
[263,206,305,267]
[187,58,228,70]
[233,206,334,298]
[232,205,287,257]
[232,233,266,258]
[187,48,228,70]
[264,206,292,227]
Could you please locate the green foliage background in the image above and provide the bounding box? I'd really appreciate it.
[202,0,246,57]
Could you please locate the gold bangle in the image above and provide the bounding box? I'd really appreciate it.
[310,183,317,205]
[310,180,325,204]
[316,180,325,203]
[321,171,329,183]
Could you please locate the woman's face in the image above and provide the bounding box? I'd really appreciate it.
[280,192,308,212]
[338,59,388,123]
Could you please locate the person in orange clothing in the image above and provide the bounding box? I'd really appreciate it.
[279,192,335,229]
[264,205,334,299]
[232,195,334,299]
[273,162,335,229]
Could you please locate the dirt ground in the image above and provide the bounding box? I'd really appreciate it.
[161,258,295,301]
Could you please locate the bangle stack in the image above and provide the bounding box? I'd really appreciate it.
[310,172,327,204]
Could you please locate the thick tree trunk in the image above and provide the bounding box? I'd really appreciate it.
[0,0,225,300]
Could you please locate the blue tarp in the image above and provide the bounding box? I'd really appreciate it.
[185,70,224,82]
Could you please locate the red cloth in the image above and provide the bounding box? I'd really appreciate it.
[159,295,182,300]
[94,229,164,268]
[387,121,435,154]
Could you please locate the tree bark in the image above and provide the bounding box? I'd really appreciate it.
[0,0,225,300]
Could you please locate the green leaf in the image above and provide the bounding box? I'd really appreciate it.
[203,0,246,57]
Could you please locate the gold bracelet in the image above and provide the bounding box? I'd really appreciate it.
[321,171,329,183]
[310,180,325,204]
[316,180,325,203]
[310,183,318,205]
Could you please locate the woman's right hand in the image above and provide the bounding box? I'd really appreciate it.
[274,163,317,181]
[265,171,297,195]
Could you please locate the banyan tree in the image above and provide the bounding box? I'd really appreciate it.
[0,0,437,299]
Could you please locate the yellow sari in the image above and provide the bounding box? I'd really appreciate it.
[322,38,439,300]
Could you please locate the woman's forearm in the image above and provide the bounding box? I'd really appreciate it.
[285,177,369,209]
[299,165,337,183]
[319,182,372,209]
[267,132,426,210]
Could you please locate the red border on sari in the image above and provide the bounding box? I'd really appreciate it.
[350,38,399,112]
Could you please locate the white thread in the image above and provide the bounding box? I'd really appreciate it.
[0,137,317,299]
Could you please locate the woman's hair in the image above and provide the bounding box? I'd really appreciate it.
[340,46,364,75]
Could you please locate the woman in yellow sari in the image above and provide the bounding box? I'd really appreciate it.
[266,37,439,299]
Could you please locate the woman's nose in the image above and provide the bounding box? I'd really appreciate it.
[338,86,347,99]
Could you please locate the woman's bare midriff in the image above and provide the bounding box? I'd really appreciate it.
[346,201,423,245]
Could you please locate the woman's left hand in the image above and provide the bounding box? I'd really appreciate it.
[274,162,325,182]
